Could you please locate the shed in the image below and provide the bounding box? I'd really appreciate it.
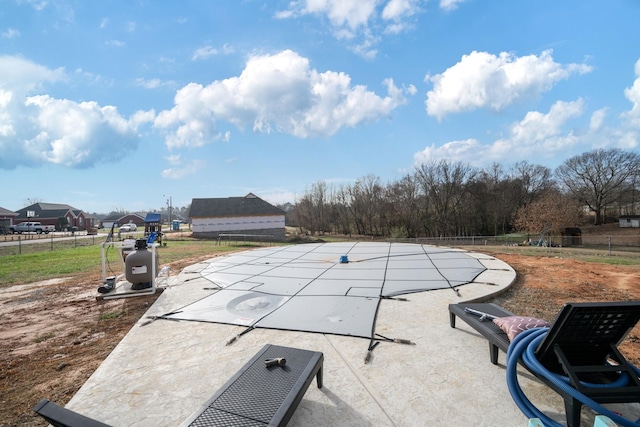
[189,193,285,241]
[619,215,640,228]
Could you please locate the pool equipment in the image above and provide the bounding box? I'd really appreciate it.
[125,238,159,290]
[98,237,161,299]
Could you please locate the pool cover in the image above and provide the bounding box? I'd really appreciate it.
[164,242,488,339]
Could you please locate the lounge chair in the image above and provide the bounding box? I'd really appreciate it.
[448,302,516,364]
[34,344,324,427]
[524,301,640,427]
[450,301,640,427]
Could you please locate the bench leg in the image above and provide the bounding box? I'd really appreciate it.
[489,343,499,365]
[316,365,323,388]
[563,397,582,427]
[450,312,457,328]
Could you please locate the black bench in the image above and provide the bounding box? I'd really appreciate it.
[34,344,324,427]
[32,399,111,427]
[448,303,514,365]
[179,344,323,427]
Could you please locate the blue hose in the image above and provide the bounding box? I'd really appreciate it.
[506,327,640,427]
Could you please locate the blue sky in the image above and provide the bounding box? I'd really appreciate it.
[1,0,639,214]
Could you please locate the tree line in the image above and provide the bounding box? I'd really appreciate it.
[287,148,640,238]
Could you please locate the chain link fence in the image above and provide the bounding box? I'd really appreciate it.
[0,229,196,257]
[391,234,640,258]
[2,229,639,258]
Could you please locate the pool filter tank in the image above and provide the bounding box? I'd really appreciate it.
[125,238,159,290]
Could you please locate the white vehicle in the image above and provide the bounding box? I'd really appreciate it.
[119,223,137,232]
[9,222,56,234]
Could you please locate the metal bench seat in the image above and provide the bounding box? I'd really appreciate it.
[180,344,323,427]
[34,344,324,427]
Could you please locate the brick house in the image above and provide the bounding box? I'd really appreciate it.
[14,203,93,231]
[0,206,18,233]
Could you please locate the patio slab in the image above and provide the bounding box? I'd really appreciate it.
[63,247,639,426]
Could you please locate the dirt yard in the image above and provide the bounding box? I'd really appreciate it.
[1,249,640,426]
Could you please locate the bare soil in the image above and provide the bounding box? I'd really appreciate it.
[1,250,640,426]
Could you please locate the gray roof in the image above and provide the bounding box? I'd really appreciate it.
[189,193,284,218]
[15,202,78,219]
[0,206,17,216]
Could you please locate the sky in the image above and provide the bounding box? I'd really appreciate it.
[1,0,640,214]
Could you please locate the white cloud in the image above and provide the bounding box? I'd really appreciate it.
[381,0,421,34]
[23,95,140,167]
[161,159,205,179]
[262,190,297,205]
[414,138,481,165]
[426,50,592,120]
[2,28,20,39]
[166,154,181,165]
[382,0,420,20]
[134,77,175,89]
[155,49,411,148]
[0,55,65,93]
[129,108,155,128]
[192,46,219,60]
[0,55,145,169]
[590,107,607,131]
[623,59,640,127]
[191,43,234,61]
[415,99,584,166]
[302,0,378,30]
[510,99,584,143]
[439,0,467,11]
[277,0,423,58]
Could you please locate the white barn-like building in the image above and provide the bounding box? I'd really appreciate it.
[189,193,286,240]
[619,215,640,228]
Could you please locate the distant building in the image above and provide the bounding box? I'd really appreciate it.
[14,203,93,231]
[189,193,285,240]
[0,206,18,233]
[100,212,146,229]
[619,215,640,228]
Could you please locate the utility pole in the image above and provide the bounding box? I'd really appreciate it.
[163,195,173,225]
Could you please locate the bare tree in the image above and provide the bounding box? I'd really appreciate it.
[414,160,476,236]
[348,175,383,236]
[510,161,554,204]
[383,175,421,237]
[556,148,640,225]
[333,185,353,235]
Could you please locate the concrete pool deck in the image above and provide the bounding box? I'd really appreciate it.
[63,247,640,426]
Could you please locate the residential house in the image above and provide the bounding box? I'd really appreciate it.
[189,193,285,240]
[14,203,93,231]
[101,213,146,229]
[0,206,17,233]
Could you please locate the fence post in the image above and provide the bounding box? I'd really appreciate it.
[608,236,611,256]
[51,234,54,251]
[18,236,22,255]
